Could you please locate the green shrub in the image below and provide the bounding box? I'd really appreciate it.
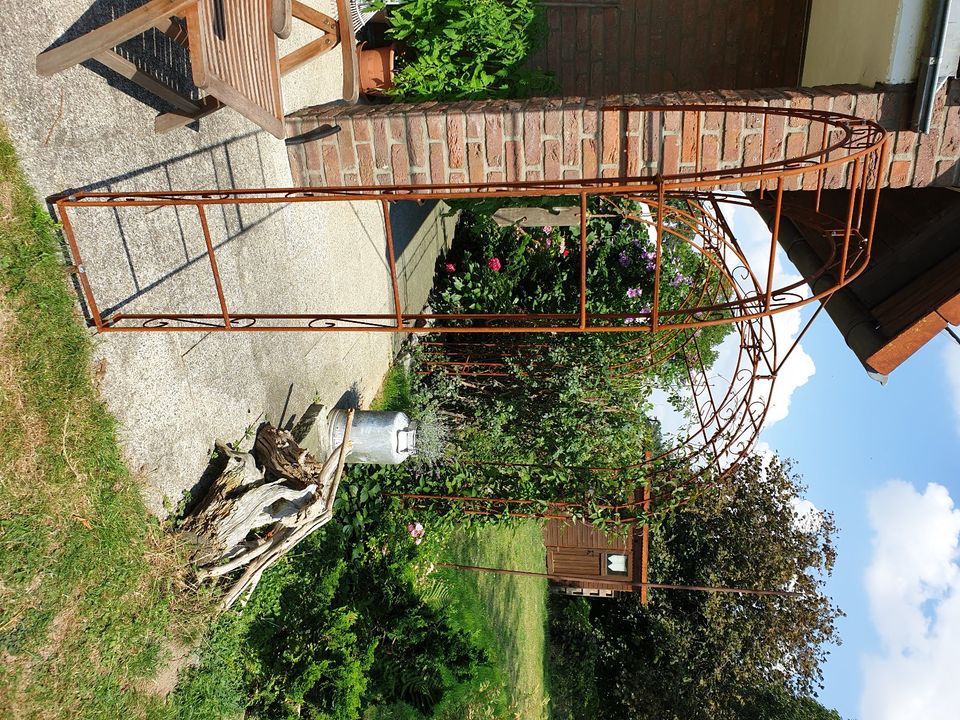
[546,596,600,720]
[242,555,374,720]
[385,0,555,101]
[172,477,493,720]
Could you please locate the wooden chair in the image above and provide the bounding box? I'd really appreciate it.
[36,0,359,139]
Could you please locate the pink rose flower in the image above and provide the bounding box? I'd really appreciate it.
[407,522,425,543]
[543,225,553,233]
[487,257,502,272]
[444,262,456,273]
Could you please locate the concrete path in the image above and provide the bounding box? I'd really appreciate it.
[0,1,450,514]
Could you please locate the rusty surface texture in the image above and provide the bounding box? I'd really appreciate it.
[52,105,887,337]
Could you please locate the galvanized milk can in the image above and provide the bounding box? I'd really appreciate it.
[328,409,417,464]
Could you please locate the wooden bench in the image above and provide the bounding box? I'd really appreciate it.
[37,0,359,139]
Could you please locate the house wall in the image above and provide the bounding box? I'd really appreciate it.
[286,83,959,190]
[802,0,930,86]
[526,0,811,96]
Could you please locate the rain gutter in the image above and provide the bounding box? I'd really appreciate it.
[913,0,954,132]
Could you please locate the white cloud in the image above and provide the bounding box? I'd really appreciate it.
[861,480,960,720]
[790,496,823,533]
[753,440,775,465]
[721,199,816,429]
[943,343,960,438]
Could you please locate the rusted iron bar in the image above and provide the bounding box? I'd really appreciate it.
[579,191,588,329]
[839,157,861,284]
[381,199,404,329]
[436,563,803,598]
[196,204,231,329]
[763,177,784,311]
[652,178,665,331]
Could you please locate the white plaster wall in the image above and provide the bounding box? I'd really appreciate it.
[802,0,931,86]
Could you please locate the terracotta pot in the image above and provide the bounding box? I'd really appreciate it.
[357,42,396,95]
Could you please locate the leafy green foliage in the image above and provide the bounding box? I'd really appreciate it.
[391,200,732,522]
[548,453,844,720]
[385,0,555,101]
[735,686,844,720]
[545,597,600,720]
[242,558,373,719]
[171,477,492,719]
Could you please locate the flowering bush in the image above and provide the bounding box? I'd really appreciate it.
[432,197,730,339]
[407,521,425,544]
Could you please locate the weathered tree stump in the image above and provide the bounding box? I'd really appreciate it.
[180,411,354,609]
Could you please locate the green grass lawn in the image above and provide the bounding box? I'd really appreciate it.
[0,129,214,719]
[439,521,550,720]
[374,364,551,719]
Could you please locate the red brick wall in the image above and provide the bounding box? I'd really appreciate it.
[285,84,960,190]
[526,0,811,97]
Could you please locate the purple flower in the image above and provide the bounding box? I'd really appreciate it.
[626,287,642,299]
[670,272,687,287]
[645,261,656,271]
[618,251,632,268]
[642,251,656,262]
[623,317,636,325]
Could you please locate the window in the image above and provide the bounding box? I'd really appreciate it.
[605,553,628,576]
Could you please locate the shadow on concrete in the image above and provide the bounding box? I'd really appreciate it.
[41,0,198,116]
[334,382,363,409]
[388,200,437,258]
[50,130,290,323]
[55,169,448,330]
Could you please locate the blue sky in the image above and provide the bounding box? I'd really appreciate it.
[681,201,960,719]
[758,281,960,718]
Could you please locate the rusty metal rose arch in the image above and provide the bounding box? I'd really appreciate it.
[51,104,887,519]
[397,194,785,523]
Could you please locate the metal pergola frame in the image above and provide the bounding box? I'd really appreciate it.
[49,104,889,522]
[51,104,888,336]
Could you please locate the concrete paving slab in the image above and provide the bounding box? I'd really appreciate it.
[0,1,450,514]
